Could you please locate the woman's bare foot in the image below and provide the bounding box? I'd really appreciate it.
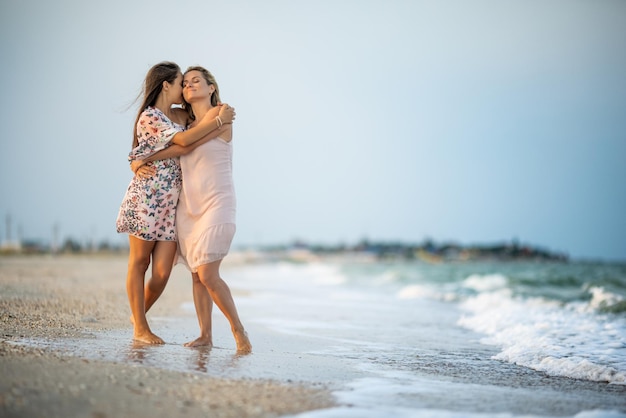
[133,330,165,344]
[184,336,213,348]
[234,329,252,354]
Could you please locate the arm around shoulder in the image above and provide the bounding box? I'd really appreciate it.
[170,104,236,147]
[170,116,219,147]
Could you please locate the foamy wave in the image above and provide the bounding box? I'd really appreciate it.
[378,270,404,283]
[396,284,458,302]
[397,284,438,300]
[270,261,348,285]
[462,273,508,292]
[458,275,626,384]
[587,286,626,313]
[535,357,625,384]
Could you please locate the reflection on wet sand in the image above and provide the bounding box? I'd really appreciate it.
[189,346,246,374]
[125,340,157,364]
[191,346,210,372]
[12,314,360,385]
[60,325,254,378]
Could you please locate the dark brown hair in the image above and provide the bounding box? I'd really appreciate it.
[132,61,181,148]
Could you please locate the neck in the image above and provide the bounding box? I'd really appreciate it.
[154,96,173,118]
[191,100,214,120]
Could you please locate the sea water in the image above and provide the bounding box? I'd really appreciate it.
[226,258,626,417]
[237,259,626,384]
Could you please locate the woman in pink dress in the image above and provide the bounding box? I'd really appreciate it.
[116,61,235,345]
[178,66,251,353]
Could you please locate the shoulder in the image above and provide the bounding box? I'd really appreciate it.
[171,108,191,126]
[137,107,159,127]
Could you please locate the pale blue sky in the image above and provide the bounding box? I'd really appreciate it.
[1,0,625,260]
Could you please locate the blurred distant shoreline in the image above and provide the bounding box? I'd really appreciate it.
[0,237,571,263]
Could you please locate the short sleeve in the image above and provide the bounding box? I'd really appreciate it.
[128,108,181,161]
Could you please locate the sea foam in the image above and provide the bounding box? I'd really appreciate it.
[457,274,626,384]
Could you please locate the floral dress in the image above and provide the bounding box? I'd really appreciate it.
[116,106,184,241]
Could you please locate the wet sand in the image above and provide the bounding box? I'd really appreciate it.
[0,254,335,418]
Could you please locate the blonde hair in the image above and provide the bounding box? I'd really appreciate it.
[183,66,221,120]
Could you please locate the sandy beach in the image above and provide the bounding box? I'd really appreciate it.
[2,254,625,418]
[0,254,335,418]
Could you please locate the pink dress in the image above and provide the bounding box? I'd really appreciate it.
[116,107,184,241]
[176,135,236,272]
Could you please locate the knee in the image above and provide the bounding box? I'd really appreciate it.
[147,275,168,293]
[191,274,203,285]
[129,254,151,272]
[152,264,172,283]
[198,273,221,291]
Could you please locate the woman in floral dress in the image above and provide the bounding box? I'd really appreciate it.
[116,61,235,344]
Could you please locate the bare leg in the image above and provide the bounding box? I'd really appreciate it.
[144,241,177,314]
[196,260,251,354]
[126,236,164,344]
[184,272,214,347]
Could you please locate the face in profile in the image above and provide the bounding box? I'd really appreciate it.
[168,73,184,104]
